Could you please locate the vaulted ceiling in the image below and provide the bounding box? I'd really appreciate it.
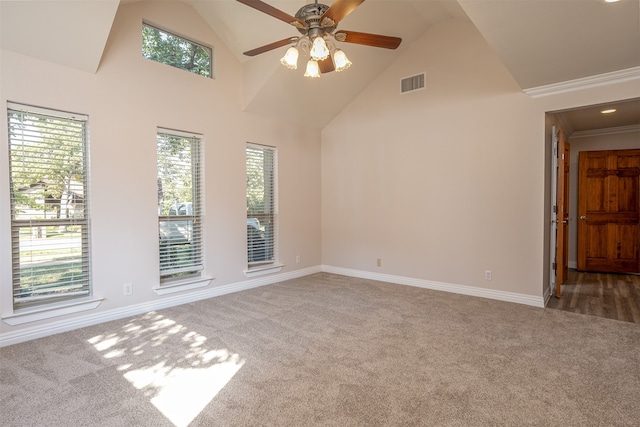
[1,0,639,130]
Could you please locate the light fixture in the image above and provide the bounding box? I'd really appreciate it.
[332,49,352,72]
[601,108,617,114]
[304,59,321,78]
[280,35,353,78]
[238,0,403,80]
[280,46,299,69]
[309,36,330,61]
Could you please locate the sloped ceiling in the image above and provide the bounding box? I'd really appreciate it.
[0,0,119,73]
[457,0,640,89]
[1,0,639,130]
[188,0,464,128]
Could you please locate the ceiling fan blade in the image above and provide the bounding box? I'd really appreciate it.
[334,30,402,49]
[236,0,304,27]
[318,57,335,74]
[322,0,365,25]
[243,38,296,56]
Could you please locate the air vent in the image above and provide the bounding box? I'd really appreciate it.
[400,73,425,94]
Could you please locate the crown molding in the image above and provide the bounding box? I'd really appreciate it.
[570,124,640,140]
[523,67,640,98]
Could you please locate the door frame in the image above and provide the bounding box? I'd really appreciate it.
[549,126,570,297]
[549,126,559,295]
[556,131,570,293]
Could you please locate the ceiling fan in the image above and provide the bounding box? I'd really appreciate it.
[237,0,402,77]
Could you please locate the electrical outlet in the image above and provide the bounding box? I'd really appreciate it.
[296,255,300,264]
[377,258,382,267]
[484,270,492,281]
[124,282,133,296]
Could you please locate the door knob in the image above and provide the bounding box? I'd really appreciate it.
[579,216,587,220]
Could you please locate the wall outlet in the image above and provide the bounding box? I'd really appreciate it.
[296,255,300,264]
[124,282,133,296]
[484,270,492,281]
[377,258,382,267]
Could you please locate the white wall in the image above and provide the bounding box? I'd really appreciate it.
[321,16,640,301]
[567,129,640,267]
[0,1,321,341]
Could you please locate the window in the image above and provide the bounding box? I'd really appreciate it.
[142,23,213,78]
[157,129,203,282]
[7,103,90,309]
[246,143,277,266]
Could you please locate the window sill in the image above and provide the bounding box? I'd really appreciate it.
[2,297,104,326]
[153,276,213,295]
[243,263,284,278]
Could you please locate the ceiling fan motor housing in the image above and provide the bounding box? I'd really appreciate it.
[294,3,336,36]
[238,0,402,60]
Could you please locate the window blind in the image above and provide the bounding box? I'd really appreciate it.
[246,143,277,266]
[7,103,91,308]
[157,129,203,281]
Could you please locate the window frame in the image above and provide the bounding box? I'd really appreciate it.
[246,143,279,270]
[7,102,92,310]
[156,128,204,284]
[142,22,214,79]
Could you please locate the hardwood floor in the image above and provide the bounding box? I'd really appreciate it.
[547,269,640,323]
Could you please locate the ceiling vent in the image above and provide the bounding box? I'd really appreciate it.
[400,73,425,94]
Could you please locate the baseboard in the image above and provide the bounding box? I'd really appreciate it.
[322,265,545,308]
[0,265,322,348]
[1,264,546,347]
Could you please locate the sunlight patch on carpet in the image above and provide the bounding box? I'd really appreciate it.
[124,352,244,427]
[88,312,245,427]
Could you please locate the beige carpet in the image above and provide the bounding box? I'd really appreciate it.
[1,273,639,426]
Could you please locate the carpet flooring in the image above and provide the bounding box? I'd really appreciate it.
[1,273,639,426]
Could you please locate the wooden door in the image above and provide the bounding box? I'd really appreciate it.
[555,131,570,295]
[577,149,640,273]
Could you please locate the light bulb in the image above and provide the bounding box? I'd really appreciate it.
[333,49,352,72]
[280,47,299,69]
[309,37,330,61]
[304,60,321,78]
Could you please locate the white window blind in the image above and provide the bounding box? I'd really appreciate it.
[7,103,91,308]
[246,143,277,266]
[157,129,203,281]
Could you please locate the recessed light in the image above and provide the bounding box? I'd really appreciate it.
[605,0,620,3]
[601,108,617,114]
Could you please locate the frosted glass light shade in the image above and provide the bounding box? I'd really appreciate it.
[280,47,299,69]
[333,49,352,72]
[309,37,330,61]
[304,60,321,78]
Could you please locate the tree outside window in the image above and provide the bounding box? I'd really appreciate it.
[142,23,212,78]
